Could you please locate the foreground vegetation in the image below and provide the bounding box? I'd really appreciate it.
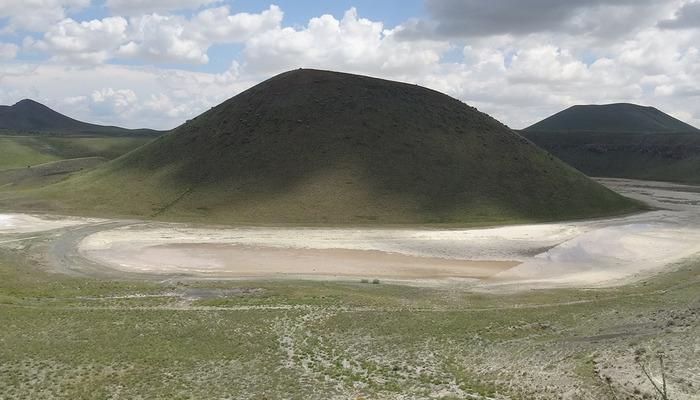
[0,233,697,399]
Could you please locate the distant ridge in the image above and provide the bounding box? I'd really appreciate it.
[522,103,700,184]
[0,99,162,137]
[525,103,699,134]
[9,69,639,225]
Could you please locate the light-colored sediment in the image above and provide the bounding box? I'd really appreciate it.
[0,213,99,234]
[82,242,517,279]
[80,222,582,261]
[3,178,700,289]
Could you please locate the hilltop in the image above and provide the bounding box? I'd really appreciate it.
[525,103,699,134]
[0,99,162,137]
[3,69,639,225]
[523,103,700,183]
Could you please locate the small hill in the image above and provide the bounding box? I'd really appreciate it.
[526,103,699,134]
[0,99,162,137]
[523,104,700,183]
[3,69,639,225]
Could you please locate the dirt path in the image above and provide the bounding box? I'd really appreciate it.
[45,220,145,278]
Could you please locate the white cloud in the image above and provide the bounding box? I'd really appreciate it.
[27,5,283,65]
[235,7,698,128]
[435,28,700,128]
[191,5,283,43]
[90,88,138,115]
[119,14,209,64]
[0,0,88,32]
[143,93,193,119]
[121,5,282,64]
[0,43,19,60]
[241,8,449,78]
[2,2,700,131]
[507,46,588,85]
[0,63,255,129]
[32,17,128,64]
[105,0,218,15]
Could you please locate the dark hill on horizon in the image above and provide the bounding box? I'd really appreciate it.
[0,99,162,137]
[525,103,699,134]
[3,69,639,225]
[523,104,700,184]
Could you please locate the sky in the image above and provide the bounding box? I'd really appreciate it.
[0,0,699,130]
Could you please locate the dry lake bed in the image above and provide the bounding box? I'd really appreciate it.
[1,178,699,399]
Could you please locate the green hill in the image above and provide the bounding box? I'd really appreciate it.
[0,100,159,186]
[526,103,699,134]
[0,99,162,137]
[523,104,700,183]
[1,69,639,225]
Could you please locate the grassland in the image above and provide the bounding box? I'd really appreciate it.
[0,136,151,171]
[0,157,106,189]
[0,136,152,191]
[0,138,61,170]
[0,231,697,399]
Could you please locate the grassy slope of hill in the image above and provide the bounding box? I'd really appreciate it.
[0,136,153,170]
[0,157,106,189]
[0,137,152,192]
[523,104,700,184]
[0,138,61,170]
[0,100,160,187]
[523,131,700,183]
[1,69,640,225]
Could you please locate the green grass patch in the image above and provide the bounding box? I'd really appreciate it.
[0,136,151,172]
[0,240,697,399]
